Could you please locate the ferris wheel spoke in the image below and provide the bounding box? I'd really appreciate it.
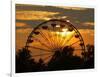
[47,29,56,49]
[66,32,75,44]
[74,48,85,53]
[74,49,82,50]
[43,54,54,62]
[44,23,57,49]
[69,40,80,47]
[35,38,52,49]
[39,30,50,42]
[53,32,59,49]
[49,26,60,49]
[61,32,75,47]
[29,46,52,52]
[60,37,67,47]
[74,48,83,51]
[57,28,62,49]
[55,26,65,48]
[50,22,59,48]
[54,24,60,48]
[39,30,54,49]
[32,53,53,57]
[55,31,59,49]
[48,24,59,49]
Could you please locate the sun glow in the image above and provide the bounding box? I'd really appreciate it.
[56,28,74,37]
[56,25,60,27]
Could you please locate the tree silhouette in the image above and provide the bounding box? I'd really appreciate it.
[16,48,34,73]
[36,58,47,71]
[82,44,94,68]
[47,46,83,70]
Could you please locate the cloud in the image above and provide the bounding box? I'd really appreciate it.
[16,22,27,27]
[55,6,88,11]
[81,22,94,26]
[16,11,59,21]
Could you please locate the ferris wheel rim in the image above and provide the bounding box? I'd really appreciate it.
[25,19,86,62]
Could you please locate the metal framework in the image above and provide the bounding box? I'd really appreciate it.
[25,19,85,63]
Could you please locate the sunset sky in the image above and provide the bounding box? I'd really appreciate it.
[16,4,94,57]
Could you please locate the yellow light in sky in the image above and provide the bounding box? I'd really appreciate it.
[62,28,68,32]
[56,28,74,37]
[56,28,67,37]
[61,28,68,37]
[56,31,67,37]
[60,32,67,37]
[56,25,60,27]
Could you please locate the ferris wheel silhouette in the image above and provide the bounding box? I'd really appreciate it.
[25,19,85,63]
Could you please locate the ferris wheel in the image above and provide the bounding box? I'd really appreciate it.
[25,19,85,63]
